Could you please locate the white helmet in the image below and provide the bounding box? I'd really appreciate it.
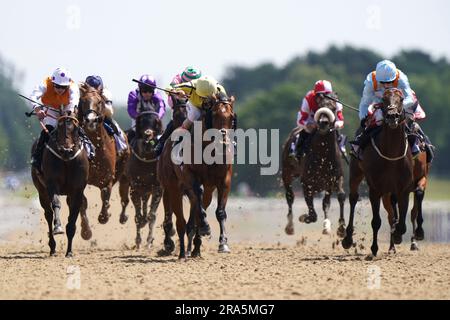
[51,67,72,86]
[375,60,397,83]
[196,75,218,97]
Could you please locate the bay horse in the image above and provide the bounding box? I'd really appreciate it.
[31,114,89,257]
[170,95,235,257]
[282,94,346,237]
[118,111,163,249]
[78,83,129,236]
[157,95,189,258]
[342,88,414,258]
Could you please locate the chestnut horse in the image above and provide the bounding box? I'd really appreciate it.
[342,88,414,258]
[157,95,189,258]
[118,111,163,249]
[77,83,129,237]
[31,115,89,256]
[282,94,346,237]
[167,95,235,257]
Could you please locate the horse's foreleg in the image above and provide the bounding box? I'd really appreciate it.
[368,191,382,259]
[414,179,426,241]
[119,174,130,224]
[41,193,56,256]
[172,190,186,259]
[51,194,63,235]
[79,194,92,240]
[193,180,210,237]
[382,194,397,254]
[216,180,231,253]
[282,172,295,235]
[191,230,202,258]
[337,176,347,238]
[98,183,112,224]
[322,191,331,235]
[131,189,143,249]
[299,186,317,224]
[161,189,175,254]
[65,192,82,257]
[146,185,162,250]
[342,159,364,249]
[393,192,409,245]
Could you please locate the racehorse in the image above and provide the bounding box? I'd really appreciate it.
[171,95,235,257]
[282,94,346,237]
[77,83,129,235]
[342,88,414,258]
[31,114,89,256]
[157,95,189,258]
[119,111,163,249]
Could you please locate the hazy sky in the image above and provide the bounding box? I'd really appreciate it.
[1,0,449,104]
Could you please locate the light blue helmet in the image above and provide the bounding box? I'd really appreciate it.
[375,60,397,82]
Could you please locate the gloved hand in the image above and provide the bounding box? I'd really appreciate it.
[34,107,46,120]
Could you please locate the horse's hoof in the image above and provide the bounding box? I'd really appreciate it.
[65,252,73,258]
[365,254,375,261]
[218,244,231,253]
[393,232,403,245]
[388,247,397,254]
[98,213,110,224]
[53,226,64,235]
[415,228,425,241]
[191,250,201,258]
[299,214,317,224]
[50,251,57,257]
[342,237,353,249]
[119,214,128,225]
[81,228,92,241]
[199,222,211,237]
[164,239,175,253]
[322,219,332,235]
[410,242,419,251]
[337,225,346,238]
[285,225,294,235]
[186,250,192,258]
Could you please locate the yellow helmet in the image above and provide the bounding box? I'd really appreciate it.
[196,76,218,97]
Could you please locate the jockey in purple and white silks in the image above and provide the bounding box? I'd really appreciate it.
[127,74,166,142]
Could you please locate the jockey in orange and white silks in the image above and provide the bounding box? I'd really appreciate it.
[30,67,80,127]
[297,80,344,132]
[30,67,95,170]
[359,59,426,124]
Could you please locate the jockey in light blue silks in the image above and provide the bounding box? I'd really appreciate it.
[351,60,434,162]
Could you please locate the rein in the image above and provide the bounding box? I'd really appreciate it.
[370,133,409,161]
[131,144,157,163]
[45,143,84,161]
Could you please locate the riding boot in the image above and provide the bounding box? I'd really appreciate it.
[127,129,136,145]
[295,130,310,160]
[107,118,128,155]
[103,117,118,136]
[79,127,96,160]
[31,125,53,171]
[336,130,348,155]
[155,120,174,156]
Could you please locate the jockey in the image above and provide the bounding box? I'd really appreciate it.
[155,66,202,156]
[293,80,345,159]
[351,60,433,161]
[85,75,128,155]
[127,74,166,142]
[169,75,230,131]
[30,67,95,170]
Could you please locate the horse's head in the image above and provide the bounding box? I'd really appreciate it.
[314,93,337,135]
[55,114,81,158]
[170,94,188,126]
[381,88,405,129]
[207,95,235,146]
[135,111,162,153]
[78,82,106,132]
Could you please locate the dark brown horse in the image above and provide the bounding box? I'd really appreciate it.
[282,95,346,237]
[118,111,163,249]
[342,88,414,258]
[167,96,235,257]
[157,95,189,258]
[77,83,129,236]
[31,114,89,257]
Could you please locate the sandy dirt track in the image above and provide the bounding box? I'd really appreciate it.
[1,186,450,300]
